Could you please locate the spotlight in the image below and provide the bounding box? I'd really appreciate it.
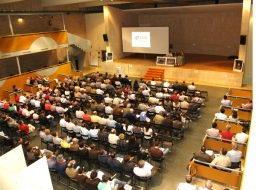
[18,17,23,21]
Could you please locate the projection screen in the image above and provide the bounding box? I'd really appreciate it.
[122,27,169,54]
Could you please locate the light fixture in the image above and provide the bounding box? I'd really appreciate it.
[18,17,23,21]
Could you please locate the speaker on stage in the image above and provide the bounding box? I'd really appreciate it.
[240,35,246,45]
[103,34,108,42]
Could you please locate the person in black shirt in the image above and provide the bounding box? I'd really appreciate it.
[122,154,136,173]
[107,152,123,173]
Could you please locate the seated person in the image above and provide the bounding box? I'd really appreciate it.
[228,109,238,123]
[66,160,78,179]
[127,135,141,155]
[173,115,185,138]
[60,136,72,149]
[46,151,56,170]
[221,95,232,107]
[98,149,110,168]
[192,145,213,163]
[88,143,99,160]
[122,155,136,173]
[107,152,123,173]
[55,154,69,178]
[241,100,252,110]
[149,141,169,159]
[89,124,99,139]
[76,166,88,189]
[227,144,242,169]
[176,175,196,190]
[108,129,119,146]
[210,148,231,169]
[85,170,101,189]
[234,127,249,144]
[133,160,151,178]
[214,108,227,120]
[70,138,79,152]
[221,125,234,143]
[206,122,220,138]
[197,180,213,190]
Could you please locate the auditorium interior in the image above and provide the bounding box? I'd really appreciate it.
[0,0,255,190]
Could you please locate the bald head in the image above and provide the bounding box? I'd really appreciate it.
[205,180,213,189]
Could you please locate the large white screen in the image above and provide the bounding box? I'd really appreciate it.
[122,27,169,54]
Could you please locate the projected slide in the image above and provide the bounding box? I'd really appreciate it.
[122,27,169,54]
[132,32,150,47]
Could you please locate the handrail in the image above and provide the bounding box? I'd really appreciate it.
[0,30,67,38]
[193,159,243,174]
[0,62,70,81]
[203,135,247,146]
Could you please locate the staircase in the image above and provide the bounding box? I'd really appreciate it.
[143,68,165,81]
[67,33,91,52]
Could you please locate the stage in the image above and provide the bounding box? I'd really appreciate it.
[88,53,243,87]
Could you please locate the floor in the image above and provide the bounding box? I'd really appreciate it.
[17,69,242,190]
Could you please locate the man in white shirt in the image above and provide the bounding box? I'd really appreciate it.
[154,102,166,114]
[108,129,119,144]
[197,180,213,190]
[104,94,113,104]
[59,116,67,128]
[179,91,188,102]
[128,91,136,100]
[214,108,227,120]
[113,97,123,106]
[227,144,242,169]
[66,118,75,131]
[156,90,164,99]
[96,88,104,95]
[221,95,232,107]
[142,86,150,96]
[150,78,156,86]
[163,80,170,88]
[235,127,249,144]
[106,115,117,128]
[176,175,196,190]
[188,82,196,91]
[89,124,99,138]
[75,108,84,119]
[105,103,113,115]
[19,94,27,104]
[133,160,152,178]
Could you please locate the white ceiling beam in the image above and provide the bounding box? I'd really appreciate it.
[41,0,92,7]
[0,0,24,4]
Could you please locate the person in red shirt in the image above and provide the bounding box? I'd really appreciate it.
[18,120,30,133]
[82,110,91,125]
[15,94,20,103]
[4,101,9,110]
[44,100,51,111]
[221,125,234,143]
[171,91,180,101]
[45,93,50,101]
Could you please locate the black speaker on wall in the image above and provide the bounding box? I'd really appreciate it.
[240,35,246,45]
[103,34,108,42]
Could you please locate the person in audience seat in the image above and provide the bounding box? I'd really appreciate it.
[234,127,249,144]
[241,99,252,110]
[221,95,232,107]
[88,144,99,160]
[133,160,151,178]
[176,175,196,190]
[227,144,242,169]
[76,166,88,188]
[91,111,100,123]
[150,141,169,159]
[214,108,227,120]
[206,122,220,138]
[70,138,79,152]
[197,180,213,190]
[85,170,101,189]
[210,148,231,169]
[221,125,234,143]
[66,160,78,179]
[193,145,214,163]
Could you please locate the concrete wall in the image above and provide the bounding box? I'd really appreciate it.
[138,11,242,56]
[0,13,87,77]
[104,6,138,59]
[85,13,106,52]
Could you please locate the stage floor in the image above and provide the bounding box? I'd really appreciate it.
[114,53,235,73]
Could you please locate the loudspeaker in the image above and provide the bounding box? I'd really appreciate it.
[103,34,108,42]
[240,35,246,45]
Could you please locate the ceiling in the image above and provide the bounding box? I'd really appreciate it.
[0,0,244,13]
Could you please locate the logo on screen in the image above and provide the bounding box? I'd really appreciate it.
[132,32,150,48]
[134,36,148,40]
